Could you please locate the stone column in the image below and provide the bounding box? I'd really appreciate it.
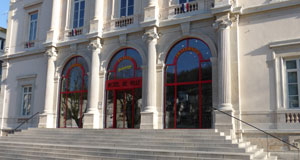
[84,38,101,129]
[39,47,57,128]
[213,14,235,136]
[141,27,159,129]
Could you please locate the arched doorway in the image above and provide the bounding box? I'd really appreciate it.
[58,56,89,128]
[164,38,212,129]
[105,48,142,128]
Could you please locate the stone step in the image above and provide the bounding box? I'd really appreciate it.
[0,139,247,148]
[0,146,253,160]
[0,141,248,153]
[0,136,235,145]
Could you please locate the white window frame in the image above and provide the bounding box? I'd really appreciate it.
[179,0,195,4]
[28,12,38,42]
[21,85,33,116]
[285,59,300,109]
[72,0,85,29]
[119,0,134,17]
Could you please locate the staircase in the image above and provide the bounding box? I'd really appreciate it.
[0,128,277,160]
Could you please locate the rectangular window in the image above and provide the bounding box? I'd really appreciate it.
[0,39,4,50]
[73,0,85,28]
[179,0,195,4]
[286,59,300,108]
[29,12,38,41]
[21,86,32,116]
[120,0,134,17]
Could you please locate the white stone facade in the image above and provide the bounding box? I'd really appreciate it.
[1,0,300,151]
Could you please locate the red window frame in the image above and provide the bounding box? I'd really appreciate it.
[164,38,212,129]
[105,48,142,128]
[58,56,88,128]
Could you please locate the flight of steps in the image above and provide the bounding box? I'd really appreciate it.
[0,128,277,160]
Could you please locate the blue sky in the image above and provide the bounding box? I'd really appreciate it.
[0,0,10,28]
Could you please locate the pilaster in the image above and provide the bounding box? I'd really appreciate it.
[143,0,158,23]
[39,47,57,128]
[83,38,102,129]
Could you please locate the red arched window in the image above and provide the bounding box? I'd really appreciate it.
[58,56,89,128]
[164,38,212,129]
[105,48,142,129]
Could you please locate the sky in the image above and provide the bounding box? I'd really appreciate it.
[0,0,10,28]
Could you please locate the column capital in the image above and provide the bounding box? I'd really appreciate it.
[88,38,102,51]
[213,18,232,31]
[143,28,159,42]
[45,47,57,60]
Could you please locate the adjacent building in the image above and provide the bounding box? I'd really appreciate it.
[1,0,300,153]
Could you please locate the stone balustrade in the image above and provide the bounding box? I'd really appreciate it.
[67,28,83,37]
[285,113,300,123]
[115,16,134,28]
[174,1,199,15]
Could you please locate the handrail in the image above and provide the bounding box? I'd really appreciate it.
[212,107,299,151]
[13,112,40,133]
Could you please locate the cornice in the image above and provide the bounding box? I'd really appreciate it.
[0,48,46,61]
[159,13,213,28]
[269,38,300,49]
[241,0,300,15]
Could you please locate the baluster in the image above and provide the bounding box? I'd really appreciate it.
[290,113,293,123]
[286,113,289,123]
[195,3,198,10]
[294,113,298,123]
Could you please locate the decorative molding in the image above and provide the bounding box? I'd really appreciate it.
[213,18,233,31]
[142,28,159,42]
[88,38,102,51]
[23,0,43,10]
[17,74,37,80]
[180,22,190,36]
[269,38,300,49]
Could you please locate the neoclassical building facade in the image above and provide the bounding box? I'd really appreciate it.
[1,0,300,152]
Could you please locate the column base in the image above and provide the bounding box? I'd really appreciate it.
[140,111,158,129]
[214,109,235,136]
[83,110,101,129]
[38,113,55,128]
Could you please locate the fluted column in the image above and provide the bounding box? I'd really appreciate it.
[84,38,101,128]
[141,27,159,129]
[39,47,57,128]
[213,17,233,111]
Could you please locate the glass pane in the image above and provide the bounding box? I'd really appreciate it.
[116,91,125,128]
[134,88,142,128]
[120,8,126,17]
[126,49,142,67]
[177,51,199,83]
[121,0,126,8]
[179,0,187,4]
[201,83,212,128]
[108,72,115,80]
[28,87,32,92]
[77,57,89,72]
[24,87,28,93]
[65,92,81,128]
[135,69,142,78]
[289,84,298,96]
[59,93,67,128]
[288,72,297,83]
[83,74,88,90]
[124,91,133,128]
[128,0,134,6]
[116,60,134,79]
[128,6,134,16]
[81,91,88,126]
[68,67,83,91]
[31,13,38,20]
[29,23,34,41]
[33,21,37,40]
[176,84,199,128]
[109,50,125,71]
[286,60,297,69]
[189,39,211,60]
[22,94,28,115]
[106,91,114,128]
[63,58,76,75]
[166,40,187,65]
[289,96,299,108]
[26,94,32,115]
[201,62,212,81]
[165,86,175,128]
[166,65,175,84]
